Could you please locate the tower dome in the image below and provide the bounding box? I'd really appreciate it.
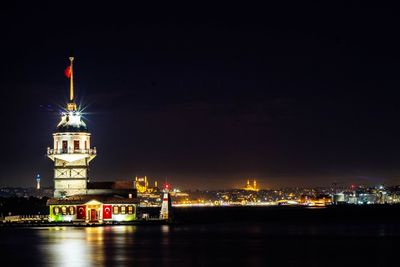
[56,111,88,133]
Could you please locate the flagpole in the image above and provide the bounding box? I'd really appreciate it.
[69,57,74,101]
[66,57,77,111]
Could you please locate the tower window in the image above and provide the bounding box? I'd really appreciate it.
[62,141,68,153]
[74,140,80,150]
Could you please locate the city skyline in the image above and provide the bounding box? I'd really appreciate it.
[2,3,400,188]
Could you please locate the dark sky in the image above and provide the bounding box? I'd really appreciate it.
[1,2,400,189]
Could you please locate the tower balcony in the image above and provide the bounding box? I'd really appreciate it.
[47,147,97,156]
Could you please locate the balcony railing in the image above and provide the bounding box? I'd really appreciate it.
[47,147,97,155]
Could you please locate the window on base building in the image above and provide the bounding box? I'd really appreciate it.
[69,206,75,215]
[121,206,126,214]
[113,206,119,214]
[53,206,60,215]
[128,205,134,214]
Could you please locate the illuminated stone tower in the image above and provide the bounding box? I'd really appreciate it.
[47,57,96,198]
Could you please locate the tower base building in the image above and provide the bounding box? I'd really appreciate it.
[48,184,138,223]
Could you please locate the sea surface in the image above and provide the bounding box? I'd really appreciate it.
[0,206,399,266]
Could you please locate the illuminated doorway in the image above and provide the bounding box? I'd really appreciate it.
[90,209,97,221]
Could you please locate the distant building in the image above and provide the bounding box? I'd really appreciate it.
[46,57,139,223]
[242,179,259,192]
[135,176,160,195]
[333,193,345,204]
[134,176,163,206]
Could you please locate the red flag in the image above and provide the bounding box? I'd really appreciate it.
[65,66,72,78]
[103,205,112,219]
[77,205,86,219]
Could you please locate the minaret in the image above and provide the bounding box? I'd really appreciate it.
[47,57,96,198]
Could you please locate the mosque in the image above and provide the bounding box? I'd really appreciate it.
[46,57,140,223]
[242,179,259,192]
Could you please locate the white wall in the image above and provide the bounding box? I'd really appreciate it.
[53,132,91,152]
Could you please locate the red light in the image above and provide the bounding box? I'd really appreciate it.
[164,183,170,190]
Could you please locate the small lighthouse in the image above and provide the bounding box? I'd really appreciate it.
[36,174,41,190]
[160,183,172,220]
[47,57,96,198]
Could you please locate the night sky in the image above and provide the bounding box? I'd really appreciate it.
[1,2,400,189]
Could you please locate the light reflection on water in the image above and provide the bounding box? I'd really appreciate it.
[36,226,138,266]
[0,223,399,266]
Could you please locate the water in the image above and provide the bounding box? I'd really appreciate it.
[1,207,399,266]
